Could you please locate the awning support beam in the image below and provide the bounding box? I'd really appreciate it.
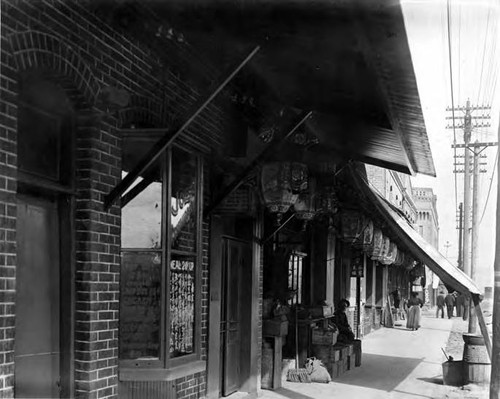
[204,110,313,216]
[103,45,261,210]
[120,171,156,209]
[472,293,492,361]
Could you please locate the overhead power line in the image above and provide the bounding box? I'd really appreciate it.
[446,0,458,211]
[479,147,498,224]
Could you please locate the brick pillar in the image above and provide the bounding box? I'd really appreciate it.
[0,14,17,397]
[75,114,121,399]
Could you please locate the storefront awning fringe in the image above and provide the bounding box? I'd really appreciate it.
[351,168,481,296]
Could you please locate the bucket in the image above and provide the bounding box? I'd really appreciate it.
[442,361,464,386]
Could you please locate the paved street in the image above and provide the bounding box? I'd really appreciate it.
[259,313,489,399]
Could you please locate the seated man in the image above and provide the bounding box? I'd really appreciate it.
[332,299,355,343]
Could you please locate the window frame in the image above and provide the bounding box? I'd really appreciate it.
[287,251,306,305]
[119,141,203,372]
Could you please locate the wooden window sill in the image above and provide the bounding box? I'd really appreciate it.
[119,360,206,381]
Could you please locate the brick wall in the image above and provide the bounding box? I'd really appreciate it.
[0,0,18,395]
[1,0,230,397]
[74,117,121,399]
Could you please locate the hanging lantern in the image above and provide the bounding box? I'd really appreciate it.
[339,210,365,244]
[294,177,316,229]
[372,235,390,261]
[367,228,384,258]
[260,162,308,225]
[393,250,405,266]
[314,175,338,224]
[353,218,374,252]
[380,242,398,265]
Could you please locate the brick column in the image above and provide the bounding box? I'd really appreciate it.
[0,11,17,396]
[75,114,121,399]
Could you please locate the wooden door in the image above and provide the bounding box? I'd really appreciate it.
[15,195,61,398]
[220,238,248,396]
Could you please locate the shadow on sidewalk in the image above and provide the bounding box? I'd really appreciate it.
[417,376,443,385]
[263,387,318,399]
[334,353,423,391]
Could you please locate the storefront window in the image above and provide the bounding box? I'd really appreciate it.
[288,252,305,305]
[120,252,162,360]
[120,139,202,368]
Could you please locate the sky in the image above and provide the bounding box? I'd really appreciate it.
[402,0,500,289]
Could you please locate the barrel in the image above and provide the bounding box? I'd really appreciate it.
[462,334,491,384]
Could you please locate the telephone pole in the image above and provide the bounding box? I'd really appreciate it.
[457,202,463,270]
[447,100,492,334]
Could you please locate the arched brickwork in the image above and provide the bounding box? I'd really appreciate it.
[8,30,99,108]
[4,30,121,399]
[117,94,163,128]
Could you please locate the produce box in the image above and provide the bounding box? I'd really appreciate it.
[309,305,333,318]
[263,318,289,337]
[312,328,339,345]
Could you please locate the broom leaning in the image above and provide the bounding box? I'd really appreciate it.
[286,306,311,383]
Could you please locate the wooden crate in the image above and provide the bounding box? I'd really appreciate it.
[312,328,338,345]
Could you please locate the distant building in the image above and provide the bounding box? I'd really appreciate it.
[366,166,417,224]
[412,187,440,305]
[412,188,439,248]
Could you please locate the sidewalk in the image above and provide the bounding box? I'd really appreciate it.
[259,313,488,399]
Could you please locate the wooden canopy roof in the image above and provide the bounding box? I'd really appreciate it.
[154,0,436,176]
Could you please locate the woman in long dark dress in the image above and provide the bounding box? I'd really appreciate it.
[332,299,355,342]
[406,292,423,330]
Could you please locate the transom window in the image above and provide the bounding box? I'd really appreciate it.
[119,140,202,369]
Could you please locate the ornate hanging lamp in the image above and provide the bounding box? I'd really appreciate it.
[260,161,308,225]
[294,176,317,230]
[314,172,339,229]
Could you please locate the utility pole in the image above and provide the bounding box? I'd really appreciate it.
[457,202,463,271]
[447,100,492,334]
[490,113,500,398]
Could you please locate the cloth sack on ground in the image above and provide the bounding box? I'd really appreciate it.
[304,357,331,383]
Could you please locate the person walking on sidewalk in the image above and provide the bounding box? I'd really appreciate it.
[406,292,423,331]
[445,292,455,319]
[436,291,445,318]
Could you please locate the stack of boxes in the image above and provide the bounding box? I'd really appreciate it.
[311,340,362,379]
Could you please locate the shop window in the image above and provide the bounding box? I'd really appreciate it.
[287,252,305,305]
[120,141,202,369]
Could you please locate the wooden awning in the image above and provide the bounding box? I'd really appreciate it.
[155,0,436,177]
[351,168,480,295]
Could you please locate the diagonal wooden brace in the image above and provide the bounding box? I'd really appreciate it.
[472,293,492,361]
[103,45,260,210]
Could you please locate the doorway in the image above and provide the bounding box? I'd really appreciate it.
[219,237,252,396]
[15,75,75,398]
[15,195,61,398]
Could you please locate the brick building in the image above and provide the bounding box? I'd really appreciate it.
[0,1,483,399]
[413,187,440,305]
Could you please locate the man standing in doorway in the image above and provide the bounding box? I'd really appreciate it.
[436,291,445,318]
[445,292,455,319]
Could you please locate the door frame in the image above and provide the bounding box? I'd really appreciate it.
[206,214,262,399]
[15,192,75,398]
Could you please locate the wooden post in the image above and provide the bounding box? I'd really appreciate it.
[490,114,500,398]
